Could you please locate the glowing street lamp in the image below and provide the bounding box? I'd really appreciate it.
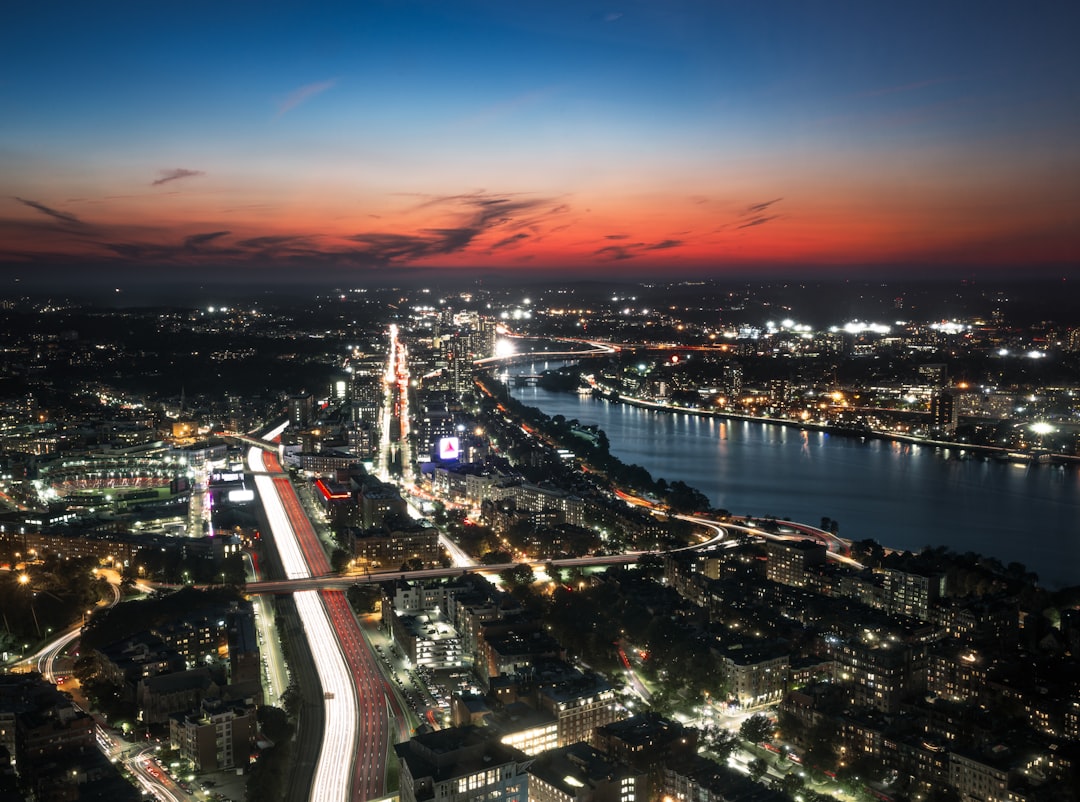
[18,574,41,637]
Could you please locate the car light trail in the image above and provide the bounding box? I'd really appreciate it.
[294,589,358,802]
[248,445,359,802]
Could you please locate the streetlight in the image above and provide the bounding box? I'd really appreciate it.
[19,574,42,638]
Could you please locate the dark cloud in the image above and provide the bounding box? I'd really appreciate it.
[737,215,779,229]
[152,168,205,187]
[15,197,84,227]
[10,188,571,270]
[346,192,565,265]
[237,235,305,249]
[594,245,634,261]
[102,230,236,262]
[745,197,782,214]
[347,229,478,264]
[104,242,153,259]
[489,232,529,251]
[184,231,231,251]
[594,237,683,260]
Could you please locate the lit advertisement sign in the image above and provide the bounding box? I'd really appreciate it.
[438,436,460,461]
[228,489,255,503]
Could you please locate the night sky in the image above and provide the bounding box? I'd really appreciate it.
[3,1,1078,284]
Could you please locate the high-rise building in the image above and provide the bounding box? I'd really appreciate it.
[880,568,944,621]
[765,539,827,587]
[289,393,314,428]
[930,391,957,434]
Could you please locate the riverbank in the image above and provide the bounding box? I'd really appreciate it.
[506,376,1080,589]
[589,383,1080,466]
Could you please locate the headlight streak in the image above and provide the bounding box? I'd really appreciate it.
[247,445,358,802]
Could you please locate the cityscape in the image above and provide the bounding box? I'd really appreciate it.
[0,278,1077,802]
[3,1,1080,802]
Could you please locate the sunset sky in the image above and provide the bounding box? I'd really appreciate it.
[2,1,1078,284]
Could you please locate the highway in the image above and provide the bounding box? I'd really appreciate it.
[251,440,401,801]
[250,446,361,802]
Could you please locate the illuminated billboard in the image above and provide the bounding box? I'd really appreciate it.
[438,436,460,461]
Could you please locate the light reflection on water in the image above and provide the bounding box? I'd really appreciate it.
[509,375,1080,589]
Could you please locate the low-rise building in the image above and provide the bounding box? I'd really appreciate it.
[716,640,790,708]
[169,698,256,772]
[352,519,440,570]
[527,742,646,802]
[394,726,529,802]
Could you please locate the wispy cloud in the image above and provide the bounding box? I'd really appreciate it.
[455,87,558,130]
[152,168,204,187]
[731,197,784,230]
[345,192,566,265]
[8,189,575,270]
[488,232,529,251]
[183,230,231,252]
[277,79,337,117]
[737,215,779,229]
[594,238,684,260]
[101,229,239,262]
[15,197,84,227]
[595,245,634,261]
[237,235,306,249]
[745,198,782,215]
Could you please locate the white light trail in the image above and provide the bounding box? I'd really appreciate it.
[263,420,289,441]
[295,590,358,802]
[247,445,358,802]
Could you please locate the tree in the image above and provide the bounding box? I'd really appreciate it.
[748,758,769,782]
[346,585,380,614]
[776,772,804,796]
[280,683,301,720]
[257,705,293,744]
[666,480,711,513]
[595,429,610,454]
[709,729,739,760]
[776,710,805,744]
[500,563,535,588]
[740,713,774,745]
[480,549,512,565]
[330,547,352,573]
[636,553,664,579]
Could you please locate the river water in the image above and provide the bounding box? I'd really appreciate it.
[507,365,1080,589]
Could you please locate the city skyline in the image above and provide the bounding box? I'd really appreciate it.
[3,0,1078,288]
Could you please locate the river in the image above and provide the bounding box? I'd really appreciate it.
[506,364,1080,589]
